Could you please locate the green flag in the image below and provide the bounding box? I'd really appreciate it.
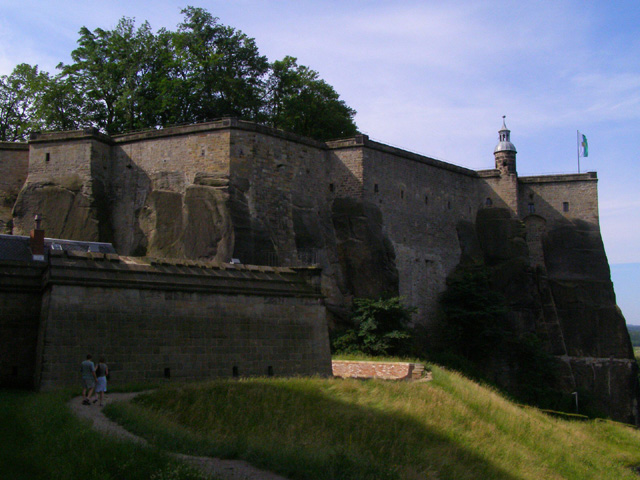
[581,134,588,157]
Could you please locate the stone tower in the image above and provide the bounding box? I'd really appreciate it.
[494,116,517,175]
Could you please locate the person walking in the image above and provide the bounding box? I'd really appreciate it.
[80,354,97,406]
[94,357,109,407]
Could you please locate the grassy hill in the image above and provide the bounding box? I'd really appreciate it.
[3,365,640,479]
[104,365,640,480]
[627,325,640,346]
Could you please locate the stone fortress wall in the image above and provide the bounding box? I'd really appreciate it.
[0,142,29,199]
[2,118,637,424]
[0,243,331,389]
[3,118,603,328]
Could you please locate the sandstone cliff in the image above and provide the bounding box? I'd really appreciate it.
[452,208,638,424]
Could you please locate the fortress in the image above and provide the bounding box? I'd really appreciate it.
[0,118,637,423]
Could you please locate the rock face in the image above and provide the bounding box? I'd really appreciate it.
[543,220,639,423]
[453,208,638,424]
[12,177,101,241]
[331,198,399,300]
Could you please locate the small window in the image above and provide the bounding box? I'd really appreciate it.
[563,202,569,212]
[374,184,379,193]
[447,201,451,210]
[425,195,428,205]
[329,183,334,192]
[45,153,50,162]
[528,203,535,214]
[485,198,493,207]
[400,190,404,199]
[164,367,171,379]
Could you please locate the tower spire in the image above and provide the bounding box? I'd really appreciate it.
[494,116,517,174]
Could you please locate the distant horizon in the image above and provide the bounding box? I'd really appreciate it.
[611,263,639,326]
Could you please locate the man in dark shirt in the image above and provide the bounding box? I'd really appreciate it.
[80,354,96,405]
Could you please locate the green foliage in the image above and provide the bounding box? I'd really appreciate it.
[331,296,415,356]
[0,63,50,141]
[627,325,640,347]
[435,265,568,412]
[267,56,357,140]
[438,266,510,361]
[1,7,357,141]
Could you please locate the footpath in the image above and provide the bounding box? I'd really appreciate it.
[68,393,289,480]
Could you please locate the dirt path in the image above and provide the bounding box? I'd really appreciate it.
[68,393,290,480]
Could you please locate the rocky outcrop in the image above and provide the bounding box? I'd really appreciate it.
[452,208,638,424]
[543,220,638,424]
[12,176,101,241]
[331,198,399,300]
[135,184,234,262]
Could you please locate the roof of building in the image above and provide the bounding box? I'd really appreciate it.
[494,117,517,153]
[0,234,116,262]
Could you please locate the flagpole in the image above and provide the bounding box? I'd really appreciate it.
[577,130,581,173]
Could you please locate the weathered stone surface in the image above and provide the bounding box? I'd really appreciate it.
[183,185,234,261]
[331,198,399,299]
[12,180,99,240]
[0,253,330,389]
[451,208,638,423]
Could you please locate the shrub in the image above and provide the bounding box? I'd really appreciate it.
[331,296,415,356]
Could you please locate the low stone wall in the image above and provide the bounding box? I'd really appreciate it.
[332,360,426,380]
[1,250,332,389]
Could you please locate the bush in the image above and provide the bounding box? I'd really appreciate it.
[331,297,415,356]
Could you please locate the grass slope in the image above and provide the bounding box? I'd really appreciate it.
[0,390,206,480]
[105,365,640,480]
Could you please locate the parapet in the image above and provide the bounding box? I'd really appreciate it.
[29,128,114,145]
[0,141,29,151]
[519,172,597,184]
[44,248,323,298]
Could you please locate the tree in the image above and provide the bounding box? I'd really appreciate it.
[266,56,357,140]
[438,266,510,361]
[2,8,359,141]
[38,73,87,132]
[60,17,159,134]
[170,6,269,123]
[332,297,415,356]
[0,64,49,141]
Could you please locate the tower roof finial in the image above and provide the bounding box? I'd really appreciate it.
[494,116,516,153]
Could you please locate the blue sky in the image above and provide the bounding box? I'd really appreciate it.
[1,0,639,323]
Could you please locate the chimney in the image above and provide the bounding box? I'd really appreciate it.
[30,214,45,261]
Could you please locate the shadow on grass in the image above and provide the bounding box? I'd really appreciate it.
[0,389,205,480]
[107,379,520,480]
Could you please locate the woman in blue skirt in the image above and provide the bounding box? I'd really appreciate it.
[94,358,109,406]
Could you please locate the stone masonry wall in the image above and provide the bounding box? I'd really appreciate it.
[17,250,332,389]
[111,124,232,254]
[332,360,425,380]
[4,121,610,331]
[26,131,103,189]
[228,126,326,264]
[519,173,599,226]
[38,285,330,388]
[0,263,43,388]
[326,136,366,200]
[0,142,29,199]
[481,171,519,215]
[359,140,481,326]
